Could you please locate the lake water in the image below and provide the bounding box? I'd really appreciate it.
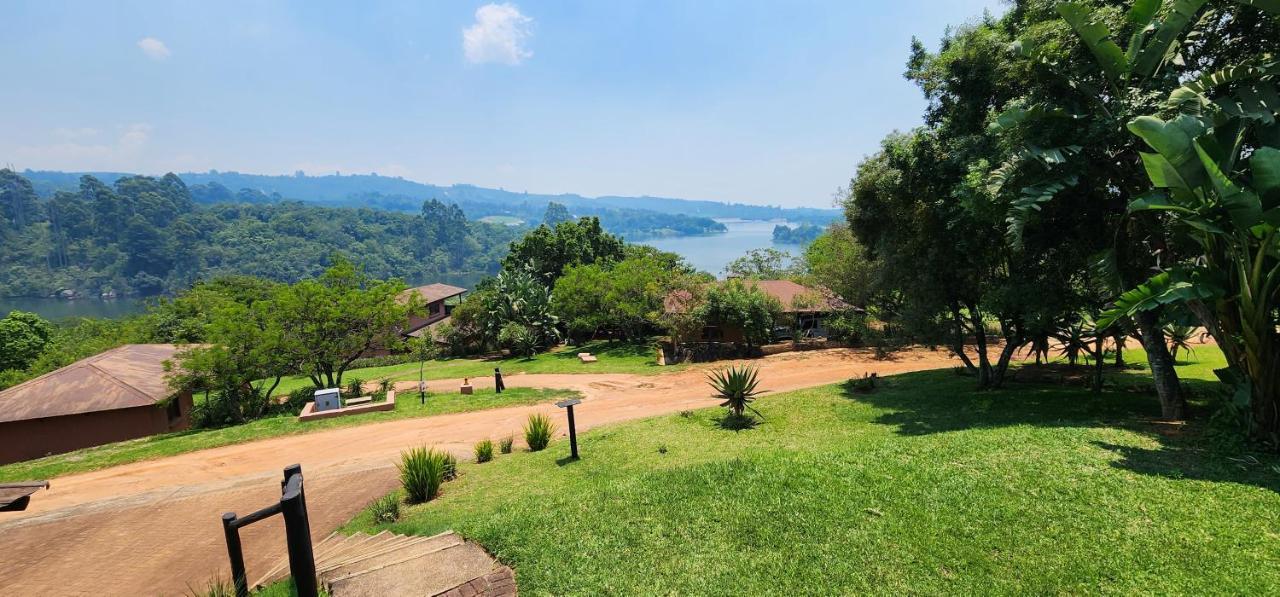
[0,296,149,321]
[639,219,803,277]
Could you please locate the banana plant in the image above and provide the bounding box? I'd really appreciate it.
[1100,67,1280,444]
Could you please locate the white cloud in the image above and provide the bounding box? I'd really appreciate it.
[14,124,154,170]
[462,3,533,65]
[137,37,171,60]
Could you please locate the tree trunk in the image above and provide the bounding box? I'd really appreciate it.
[1093,336,1104,393]
[950,305,978,374]
[967,303,992,388]
[1113,332,1127,368]
[1136,310,1185,420]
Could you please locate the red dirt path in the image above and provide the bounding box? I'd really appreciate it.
[0,346,975,595]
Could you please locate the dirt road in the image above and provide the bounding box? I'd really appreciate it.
[0,346,968,595]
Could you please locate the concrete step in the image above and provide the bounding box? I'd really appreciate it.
[319,532,463,584]
[327,541,502,597]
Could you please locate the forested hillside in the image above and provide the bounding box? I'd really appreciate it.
[20,169,835,237]
[0,169,519,298]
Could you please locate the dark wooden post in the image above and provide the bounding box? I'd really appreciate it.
[281,465,317,597]
[221,512,249,597]
[555,398,582,459]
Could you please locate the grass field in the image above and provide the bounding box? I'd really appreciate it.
[273,340,670,395]
[0,387,579,483]
[343,347,1280,594]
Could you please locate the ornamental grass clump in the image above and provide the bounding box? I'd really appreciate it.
[474,439,494,463]
[499,435,514,454]
[371,493,401,524]
[398,447,450,503]
[524,413,556,451]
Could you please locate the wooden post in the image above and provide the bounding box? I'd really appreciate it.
[221,512,249,597]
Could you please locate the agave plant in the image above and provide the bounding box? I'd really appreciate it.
[707,365,762,418]
[1166,325,1197,363]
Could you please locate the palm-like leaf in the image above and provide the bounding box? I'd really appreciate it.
[707,365,762,417]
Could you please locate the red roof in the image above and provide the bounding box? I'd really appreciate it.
[0,344,188,423]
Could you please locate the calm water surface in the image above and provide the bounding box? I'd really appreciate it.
[639,219,802,277]
[0,296,148,320]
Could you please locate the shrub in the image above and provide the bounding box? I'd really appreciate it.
[346,377,365,398]
[348,353,418,370]
[499,435,514,454]
[398,447,449,503]
[371,493,400,524]
[286,386,320,411]
[707,364,762,418]
[524,413,556,451]
[474,439,494,463]
[443,452,459,481]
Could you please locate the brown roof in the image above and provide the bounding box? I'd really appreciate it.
[399,283,467,305]
[0,344,187,424]
[664,280,849,314]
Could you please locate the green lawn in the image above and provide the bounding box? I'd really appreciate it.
[273,340,673,396]
[0,387,579,483]
[342,347,1280,594]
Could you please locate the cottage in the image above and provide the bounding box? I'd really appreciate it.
[400,283,467,339]
[0,344,193,465]
[665,279,851,343]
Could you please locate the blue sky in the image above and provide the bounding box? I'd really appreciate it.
[1,1,1003,208]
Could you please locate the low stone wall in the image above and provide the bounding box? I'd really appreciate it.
[298,390,396,422]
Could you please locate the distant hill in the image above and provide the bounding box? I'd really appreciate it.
[20,170,841,234]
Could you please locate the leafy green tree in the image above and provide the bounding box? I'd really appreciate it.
[696,279,782,348]
[987,0,1280,416]
[0,311,53,371]
[0,169,40,230]
[553,247,689,341]
[542,201,573,226]
[801,223,878,308]
[172,299,292,426]
[502,217,625,283]
[274,258,413,388]
[723,247,796,279]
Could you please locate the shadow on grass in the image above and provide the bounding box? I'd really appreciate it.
[841,369,1280,494]
[715,413,761,431]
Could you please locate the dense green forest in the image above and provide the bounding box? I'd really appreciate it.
[20,170,791,239]
[0,169,520,298]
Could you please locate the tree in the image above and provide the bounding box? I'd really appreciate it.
[696,279,782,348]
[801,223,878,307]
[723,247,796,279]
[542,201,572,226]
[172,300,292,426]
[483,267,561,352]
[275,258,413,388]
[502,217,625,283]
[553,247,689,341]
[0,311,53,371]
[1101,68,1280,443]
[0,169,40,230]
[986,0,1280,417]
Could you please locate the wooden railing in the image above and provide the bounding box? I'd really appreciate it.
[220,464,318,597]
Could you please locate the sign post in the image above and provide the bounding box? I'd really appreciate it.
[555,398,582,459]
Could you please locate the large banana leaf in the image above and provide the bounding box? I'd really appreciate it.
[1057,2,1130,83]
[1254,147,1280,202]
[1006,176,1079,246]
[1168,61,1280,110]
[1131,0,1209,80]
[1128,115,1209,189]
[1099,268,1222,328]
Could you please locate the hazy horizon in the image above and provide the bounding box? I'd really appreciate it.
[2,1,1003,208]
